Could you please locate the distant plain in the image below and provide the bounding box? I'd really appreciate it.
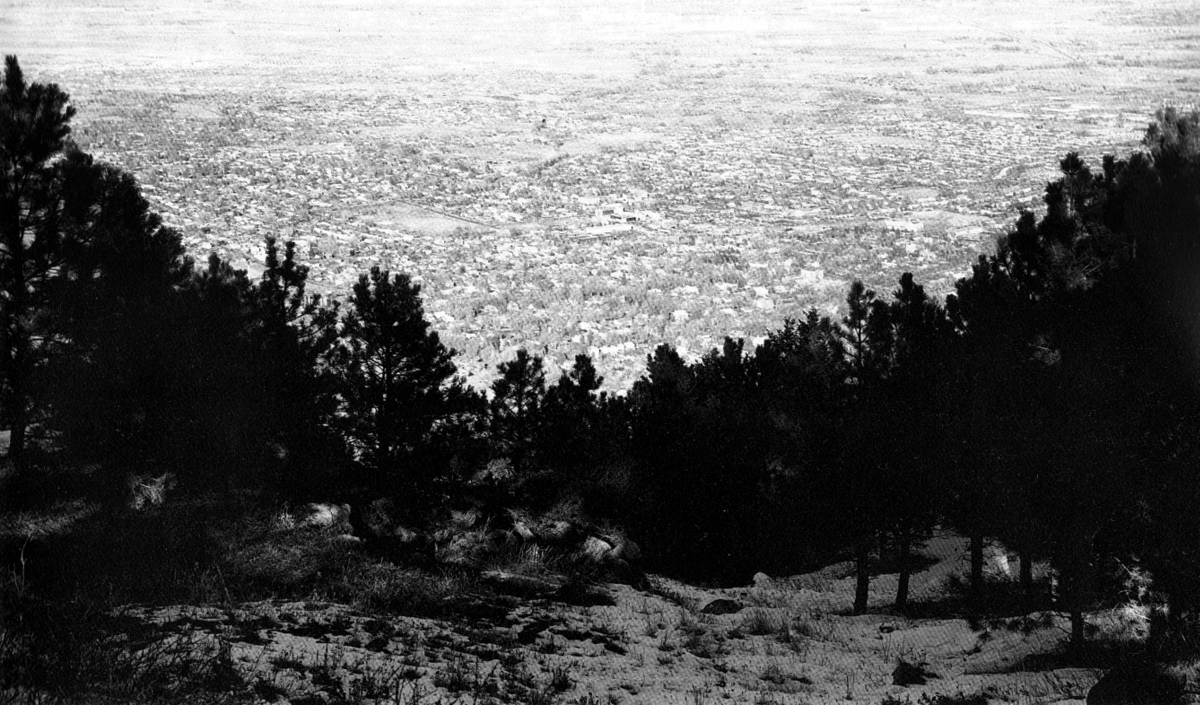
[3,0,1198,388]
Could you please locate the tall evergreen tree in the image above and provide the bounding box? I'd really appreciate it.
[489,347,547,474]
[540,353,608,471]
[327,266,463,498]
[43,151,193,491]
[0,56,76,472]
[248,237,343,496]
[883,273,952,612]
[836,281,893,615]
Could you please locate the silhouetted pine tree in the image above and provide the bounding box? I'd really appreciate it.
[0,56,77,475]
[326,266,466,501]
[42,151,193,498]
[173,254,261,494]
[883,273,952,612]
[750,311,846,569]
[247,237,345,498]
[628,342,761,582]
[540,353,610,472]
[489,348,547,475]
[837,281,893,615]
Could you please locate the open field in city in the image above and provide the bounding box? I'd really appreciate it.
[4,0,1199,388]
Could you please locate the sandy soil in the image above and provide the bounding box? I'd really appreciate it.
[109,531,1126,704]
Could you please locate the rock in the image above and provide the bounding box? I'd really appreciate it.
[298,502,352,531]
[581,536,615,562]
[1087,664,1184,705]
[815,560,857,580]
[700,598,744,615]
[984,543,1015,580]
[539,520,583,546]
[511,519,535,542]
[893,659,939,686]
[752,572,773,588]
[612,537,642,563]
[605,557,637,585]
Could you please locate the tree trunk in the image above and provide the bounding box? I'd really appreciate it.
[1070,608,1085,654]
[4,388,29,506]
[969,528,984,614]
[7,416,26,470]
[895,529,911,613]
[854,535,871,615]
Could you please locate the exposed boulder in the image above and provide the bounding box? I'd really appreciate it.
[298,503,352,532]
[752,571,773,588]
[511,518,535,542]
[984,543,1015,580]
[604,557,638,586]
[608,536,642,563]
[576,533,645,586]
[581,536,615,562]
[815,560,857,580]
[539,519,584,547]
[354,497,416,541]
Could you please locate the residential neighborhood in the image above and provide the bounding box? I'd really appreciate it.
[53,51,1163,390]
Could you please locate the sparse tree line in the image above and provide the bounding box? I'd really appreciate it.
[4,56,1200,652]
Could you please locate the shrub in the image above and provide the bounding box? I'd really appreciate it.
[0,595,248,703]
[736,608,788,637]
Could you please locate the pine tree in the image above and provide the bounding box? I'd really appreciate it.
[0,56,76,472]
[43,151,192,487]
[489,347,547,474]
[883,273,951,612]
[249,237,343,496]
[328,266,461,497]
[837,281,893,615]
[540,353,606,471]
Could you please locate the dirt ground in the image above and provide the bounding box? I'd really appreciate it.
[110,531,1120,705]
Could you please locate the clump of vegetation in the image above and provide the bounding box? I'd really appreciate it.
[733,609,789,639]
[0,596,248,704]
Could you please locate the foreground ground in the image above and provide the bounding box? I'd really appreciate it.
[112,542,1105,705]
[2,495,1155,705]
[4,0,1199,389]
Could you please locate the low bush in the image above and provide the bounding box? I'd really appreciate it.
[1,593,250,704]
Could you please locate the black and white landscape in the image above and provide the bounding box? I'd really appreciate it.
[3,1,1200,703]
